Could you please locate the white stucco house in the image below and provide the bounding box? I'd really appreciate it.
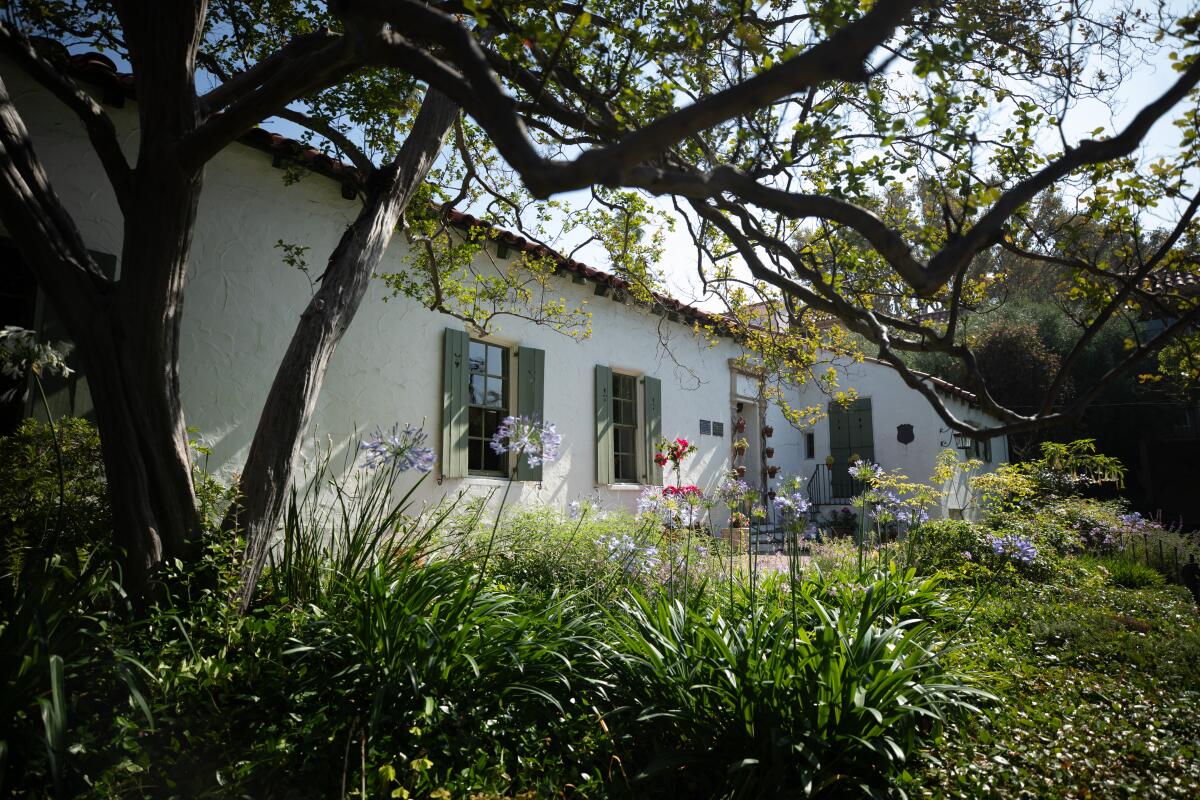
[1,53,1007,529]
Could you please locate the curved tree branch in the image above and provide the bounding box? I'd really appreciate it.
[0,21,132,212]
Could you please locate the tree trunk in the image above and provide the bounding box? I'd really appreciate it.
[76,306,200,592]
[228,90,458,611]
[0,7,208,598]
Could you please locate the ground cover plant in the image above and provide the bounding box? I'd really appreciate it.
[2,419,1199,798]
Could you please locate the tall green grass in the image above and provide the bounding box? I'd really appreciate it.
[600,567,991,797]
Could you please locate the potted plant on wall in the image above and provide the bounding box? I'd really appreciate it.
[763,425,774,437]
[764,446,775,458]
[734,416,746,433]
[825,454,835,469]
[723,510,750,549]
[767,464,780,478]
[733,437,749,458]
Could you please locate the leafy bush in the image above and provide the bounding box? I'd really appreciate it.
[909,580,1200,798]
[904,519,989,574]
[1099,557,1167,589]
[0,550,149,797]
[1054,497,1198,581]
[601,567,990,797]
[0,417,110,570]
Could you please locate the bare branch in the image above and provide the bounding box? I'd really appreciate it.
[274,107,374,174]
[351,0,921,196]
[927,56,1200,289]
[182,33,356,171]
[0,74,110,322]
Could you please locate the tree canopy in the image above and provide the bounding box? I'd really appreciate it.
[2,0,1199,595]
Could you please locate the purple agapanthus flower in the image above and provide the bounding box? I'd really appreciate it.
[360,424,435,472]
[987,533,1037,565]
[600,532,661,578]
[716,474,754,504]
[489,415,562,468]
[848,460,883,481]
[894,506,930,526]
[773,489,810,518]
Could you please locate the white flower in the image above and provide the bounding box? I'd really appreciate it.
[0,326,73,381]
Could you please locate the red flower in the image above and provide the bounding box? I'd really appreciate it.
[654,453,668,467]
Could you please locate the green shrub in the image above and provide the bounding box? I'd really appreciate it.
[601,567,990,797]
[1101,557,1167,589]
[1053,497,1198,581]
[904,519,988,574]
[0,417,110,570]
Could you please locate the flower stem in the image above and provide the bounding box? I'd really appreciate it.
[473,471,515,603]
[34,373,68,562]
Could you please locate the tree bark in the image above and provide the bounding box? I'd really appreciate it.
[228,89,459,611]
[0,6,208,597]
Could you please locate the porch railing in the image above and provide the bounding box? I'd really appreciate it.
[806,463,864,507]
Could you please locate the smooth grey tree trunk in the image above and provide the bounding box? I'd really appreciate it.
[228,90,459,611]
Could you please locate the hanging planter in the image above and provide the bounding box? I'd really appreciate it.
[734,416,747,433]
[763,425,774,437]
[767,465,780,478]
[764,446,775,458]
[825,455,835,469]
[735,465,747,477]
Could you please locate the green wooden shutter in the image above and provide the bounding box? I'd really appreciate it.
[515,345,546,482]
[595,364,614,485]
[848,398,874,463]
[441,328,470,478]
[642,375,662,484]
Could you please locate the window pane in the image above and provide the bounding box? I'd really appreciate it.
[613,373,635,400]
[483,439,505,472]
[610,373,639,483]
[486,377,504,408]
[613,399,634,426]
[615,451,636,482]
[469,341,486,373]
[615,426,634,455]
[483,409,501,439]
[467,340,510,475]
[487,344,504,375]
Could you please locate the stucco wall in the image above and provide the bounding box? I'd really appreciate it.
[789,357,1009,518]
[3,64,1007,523]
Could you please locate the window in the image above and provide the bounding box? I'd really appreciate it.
[612,372,639,482]
[964,420,993,462]
[595,365,660,485]
[804,431,815,460]
[443,329,544,481]
[467,339,509,474]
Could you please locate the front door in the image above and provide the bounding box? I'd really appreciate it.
[829,398,874,498]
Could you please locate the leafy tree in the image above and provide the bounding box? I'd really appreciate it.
[1,0,1199,601]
